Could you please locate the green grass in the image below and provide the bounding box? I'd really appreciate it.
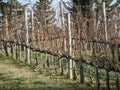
[0,52,11,61]
[0,50,119,90]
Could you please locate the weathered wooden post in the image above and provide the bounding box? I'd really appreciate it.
[35,16,40,66]
[103,0,108,42]
[114,23,119,90]
[103,2,110,89]
[4,3,9,56]
[30,9,35,63]
[67,13,73,79]
[103,0,109,60]
[31,8,34,42]
[59,2,67,52]
[24,7,30,63]
[72,40,77,80]
[5,14,9,40]
[57,19,64,75]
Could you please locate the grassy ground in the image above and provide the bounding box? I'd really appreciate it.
[0,51,118,90]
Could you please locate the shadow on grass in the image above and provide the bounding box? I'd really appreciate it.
[0,72,102,90]
[0,52,117,90]
[0,71,117,90]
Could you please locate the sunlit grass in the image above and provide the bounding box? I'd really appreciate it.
[0,50,119,90]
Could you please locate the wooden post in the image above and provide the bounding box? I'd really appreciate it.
[103,2,109,80]
[103,0,108,41]
[4,4,9,56]
[31,8,34,63]
[114,23,119,90]
[31,9,35,43]
[59,2,67,52]
[28,8,33,63]
[103,1,109,59]
[67,13,73,79]
[5,15,9,39]
[25,7,29,63]
[114,23,119,66]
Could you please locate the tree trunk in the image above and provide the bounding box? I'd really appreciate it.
[15,44,18,60]
[17,44,20,60]
[24,46,26,62]
[73,66,77,80]
[25,45,28,63]
[46,57,50,68]
[59,59,63,75]
[3,41,9,56]
[95,67,100,90]
[10,43,13,58]
[29,49,32,64]
[53,57,57,74]
[88,65,92,84]
[34,52,38,66]
[41,53,45,68]
[44,53,47,68]
[116,73,119,90]
[18,44,21,60]
[106,70,110,90]
[79,59,84,83]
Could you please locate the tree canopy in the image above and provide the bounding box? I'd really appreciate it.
[34,0,55,30]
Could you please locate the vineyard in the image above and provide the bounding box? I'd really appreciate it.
[0,0,120,90]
